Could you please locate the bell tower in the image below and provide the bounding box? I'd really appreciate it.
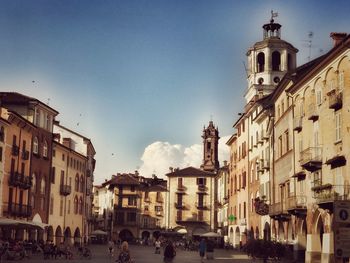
[245,11,298,103]
[200,121,219,172]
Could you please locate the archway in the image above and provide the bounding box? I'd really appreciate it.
[234,227,240,248]
[316,214,324,248]
[64,227,72,245]
[278,221,285,242]
[74,228,81,245]
[250,226,254,240]
[55,226,63,245]
[32,213,44,241]
[263,222,271,241]
[229,227,234,245]
[119,229,134,242]
[47,226,54,242]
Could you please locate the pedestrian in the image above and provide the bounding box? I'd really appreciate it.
[108,240,114,257]
[155,239,161,254]
[199,238,206,263]
[163,241,176,263]
[117,241,132,263]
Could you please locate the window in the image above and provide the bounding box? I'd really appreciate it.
[43,140,48,158]
[242,172,246,189]
[32,173,36,193]
[60,198,63,216]
[339,71,344,90]
[316,89,322,105]
[79,197,83,214]
[197,178,206,186]
[41,177,46,194]
[178,178,183,188]
[128,196,137,206]
[51,167,55,184]
[62,154,65,161]
[33,137,39,154]
[46,114,51,131]
[257,52,265,72]
[75,175,79,192]
[272,51,281,71]
[243,202,246,218]
[335,111,341,142]
[80,175,84,193]
[74,196,78,214]
[35,108,40,126]
[0,147,2,162]
[130,186,135,192]
[0,126,4,142]
[334,167,344,194]
[50,196,54,215]
[285,130,289,151]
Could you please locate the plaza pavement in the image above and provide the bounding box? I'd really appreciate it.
[10,244,259,263]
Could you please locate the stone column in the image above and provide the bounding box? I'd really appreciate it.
[305,234,322,263]
[321,232,334,263]
[294,233,307,261]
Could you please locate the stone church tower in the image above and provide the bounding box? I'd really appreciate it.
[245,13,298,103]
[200,121,220,172]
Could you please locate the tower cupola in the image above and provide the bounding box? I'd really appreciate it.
[200,121,219,172]
[244,11,298,103]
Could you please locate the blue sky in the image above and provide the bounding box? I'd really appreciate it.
[1,0,349,183]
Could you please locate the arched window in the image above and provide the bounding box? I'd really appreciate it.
[75,175,79,192]
[80,175,84,193]
[43,140,48,158]
[257,52,265,72]
[41,176,46,194]
[272,51,281,71]
[79,197,83,214]
[74,196,78,214]
[33,137,39,154]
[32,173,37,193]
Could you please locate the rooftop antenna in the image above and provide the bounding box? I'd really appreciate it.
[307,31,313,61]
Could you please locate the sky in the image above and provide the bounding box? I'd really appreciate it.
[0,0,350,184]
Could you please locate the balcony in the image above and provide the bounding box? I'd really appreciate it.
[176,185,187,193]
[7,203,32,218]
[286,195,307,216]
[328,90,342,110]
[293,117,303,132]
[9,173,32,189]
[195,202,208,210]
[238,218,247,226]
[12,145,19,156]
[312,184,350,211]
[21,150,30,160]
[269,202,290,220]
[60,184,72,196]
[307,103,319,121]
[197,184,208,192]
[299,147,322,172]
[263,159,270,170]
[174,202,185,209]
[156,211,163,217]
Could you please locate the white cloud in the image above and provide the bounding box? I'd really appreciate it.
[139,135,231,178]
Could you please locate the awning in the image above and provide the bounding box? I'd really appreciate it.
[0,218,48,230]
[90,230,108,236]
[325,155,346,169]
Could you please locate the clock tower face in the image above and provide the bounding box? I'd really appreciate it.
[201,121,219,172]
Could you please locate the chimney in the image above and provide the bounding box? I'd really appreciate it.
[330,32,347,47]
[169,167,174,172]
[223,160,228,166]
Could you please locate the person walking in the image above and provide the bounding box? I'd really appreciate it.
[108,240,114,258]
[117,241,132,263]
[154,239,161,254]
[163,241,176,263]
[199,238,206,263]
